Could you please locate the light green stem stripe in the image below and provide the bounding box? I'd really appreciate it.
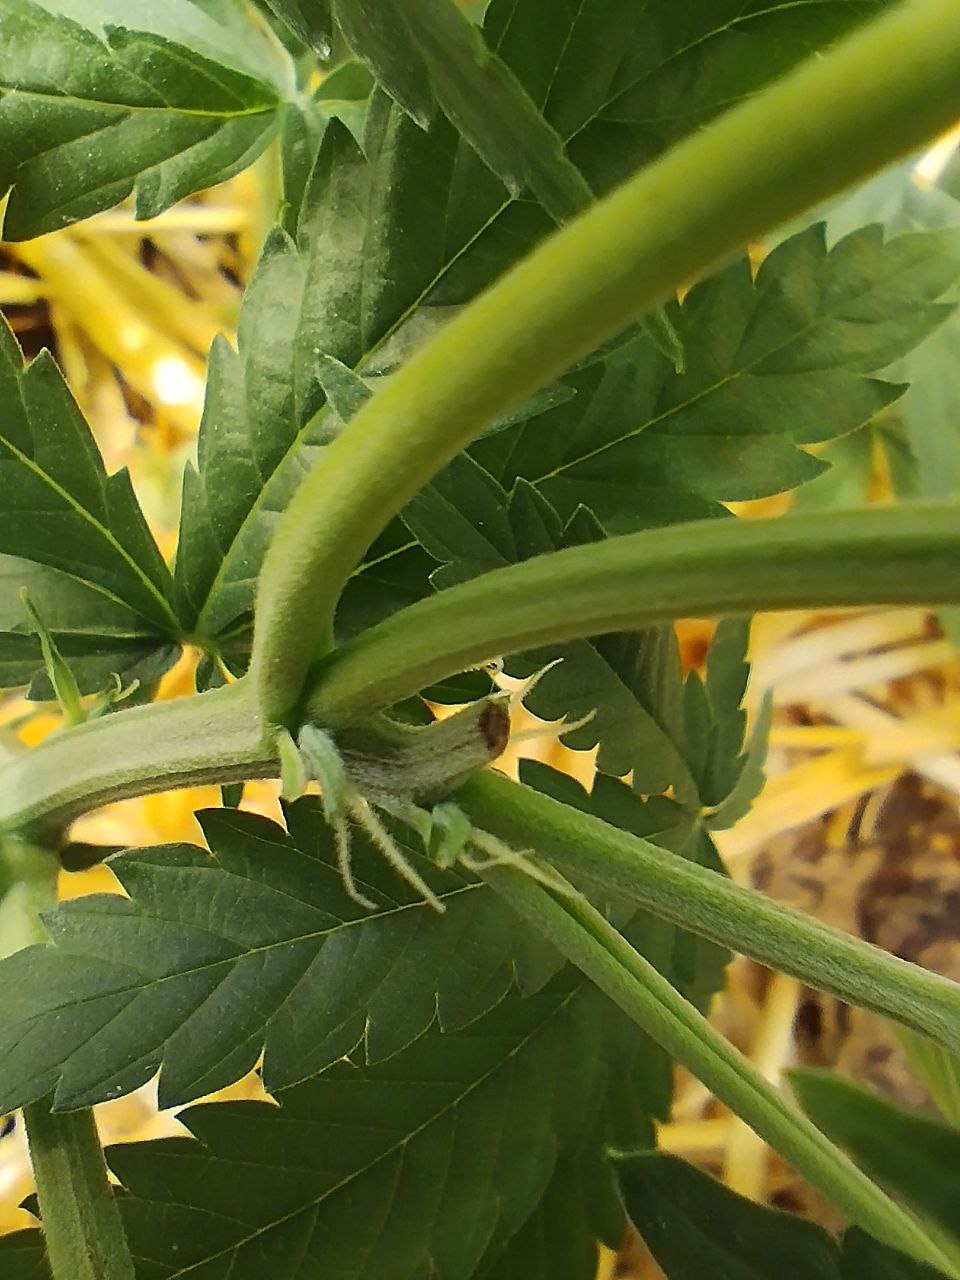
[23,1101,134,1280]
[308,504,960,724]
[457,770,960,1058]
[251,0,960,725]
[482,863,959,1276]
[0,841,134,1280]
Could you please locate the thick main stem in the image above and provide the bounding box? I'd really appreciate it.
[457,770,960,1058]
[0,840,134,1280]
[0,679,275,839]
[482,864,959,1276]
[250,0,960,725]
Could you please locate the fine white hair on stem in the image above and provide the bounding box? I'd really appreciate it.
[334,811,376,911]
[346,792,446,913]
[465,829,584,902]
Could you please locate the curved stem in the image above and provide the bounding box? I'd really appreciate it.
[250,0,960,726]
[456,770,960,1058]
[482,863,960,1277]
[0,839,134,1280]
[1,505,958,838]
[0,680,275,840]
[307,504,960,725]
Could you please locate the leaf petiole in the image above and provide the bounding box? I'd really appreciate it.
[481,860,960,1277]
[457,770,960,1060]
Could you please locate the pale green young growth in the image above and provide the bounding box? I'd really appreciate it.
[298,723,347,823]
[20,590,85,729]
[428,801,473,868]
[276,725,309,799]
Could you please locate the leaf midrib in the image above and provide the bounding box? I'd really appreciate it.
[17,870,481,1035]
[154,985,584,1278]
[0,429,180,632]
[1,84,277,120]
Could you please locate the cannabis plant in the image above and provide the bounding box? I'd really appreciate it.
[0,0,959,1276]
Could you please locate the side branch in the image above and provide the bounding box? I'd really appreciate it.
[250,0,960,725]
[0,681,275,839]
[308,504,960,725]
[2,504,958,838]
[483,864,960,1277]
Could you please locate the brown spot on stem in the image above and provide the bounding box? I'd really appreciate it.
[478,701,510,758]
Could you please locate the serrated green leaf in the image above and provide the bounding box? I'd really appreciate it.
[493,0,894,196]
[700,617,773,829]
[104,972,660,1280]
[335,0,593,221]
[0,799,563,1111]
[0,555,177,695]
[0,0,288,238]
[405,458,765,824]
[0,318,179,653]
[706,689,772,831]
[479,225,955,526]
[403,459,694,794]
[173,120,440,642]
[790,1069,960,1251]
[619,1152,952,1280]
[432,0,894,303]
[175,1,898,651]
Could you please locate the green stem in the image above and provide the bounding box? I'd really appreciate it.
[308,504,960,725]
[1,504,958,838]
[456,770,960,1058]
[481,863,959,1277]
[0,840,134,1280]
[0,679,275,840]
[250,0,960,726]
[23,1102,135,1280]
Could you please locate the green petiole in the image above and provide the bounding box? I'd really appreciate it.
[481,861,960,1277]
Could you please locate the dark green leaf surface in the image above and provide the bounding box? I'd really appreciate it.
[620,1153,951,1280]
[491,0,893,198]
[478,1153,622,1280]
[0,1229,50,1279]
[0,799,564,1112]
[0,0,287,239]
[175,1,899,650]
[335,0,594,221]
[476,225,957,526]
[262,0,334,55]
[406,457,766,820]
[790,1069,960,1246]
[0,556,178,695]
[174,119,439,643]
[106,972,659,1280]
[0,317,178,652]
